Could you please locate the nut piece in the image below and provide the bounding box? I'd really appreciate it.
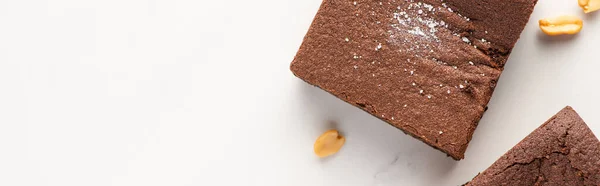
[539,15,583,36]
[579,0,600,13]
[314,129,345,158]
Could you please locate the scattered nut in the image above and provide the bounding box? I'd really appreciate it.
[539,15,583,36]
[314,129,345,158]
[579,0,600,13]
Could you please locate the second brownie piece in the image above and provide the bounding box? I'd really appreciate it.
[291,0,537,159]
[465,107,600,185]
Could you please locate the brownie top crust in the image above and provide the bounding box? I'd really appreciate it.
[465,107,600,185]
[291,0,537,159]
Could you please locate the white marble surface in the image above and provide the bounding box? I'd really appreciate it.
[1,0,600,185]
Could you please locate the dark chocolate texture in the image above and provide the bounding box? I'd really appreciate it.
[465,107,600,185]
[291,0,537,159]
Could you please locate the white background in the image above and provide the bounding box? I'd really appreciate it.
[0,0,598,185]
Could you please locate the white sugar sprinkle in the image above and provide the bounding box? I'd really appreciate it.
[447,90,451,94]
[345,37,350,42]
[353,1,357,5]
[412,82,416,86]
[391,117,395,120]
[469,61,474,65]
[353,65,358,69]
[375,43,382,51]
[459,84,465,88]
[423,3,434,11]
[410,71,414,75]
[462,37,470,43]
[439,131,444,134]
[427,23,436,29]
[427,95,432,99]
[404,104,408,107]
[419,90,424,94]
[418,10,423,14]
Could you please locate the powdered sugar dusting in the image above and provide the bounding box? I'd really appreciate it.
[338,0,490,101]
[407,27,427,37]
[390,2,446,43]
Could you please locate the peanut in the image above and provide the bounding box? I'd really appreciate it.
[539,15,583,36]
[314,129,345,158]
[579,0,600,13]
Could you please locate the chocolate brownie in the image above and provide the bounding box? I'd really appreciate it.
[290,0,537,159]
[465,107,600,185]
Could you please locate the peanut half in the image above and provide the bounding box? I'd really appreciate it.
[314,129,345,158]
[539,15,583,36]
[579,0,600,13]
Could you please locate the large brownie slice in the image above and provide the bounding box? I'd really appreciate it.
[290,0,537,159]
[465,107,600,185]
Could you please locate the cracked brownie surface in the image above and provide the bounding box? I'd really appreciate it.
[465,106,600,186]
[290,0,537,159]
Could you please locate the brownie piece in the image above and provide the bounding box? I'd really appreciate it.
[290,0,537,159]
[465,107,600,185]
